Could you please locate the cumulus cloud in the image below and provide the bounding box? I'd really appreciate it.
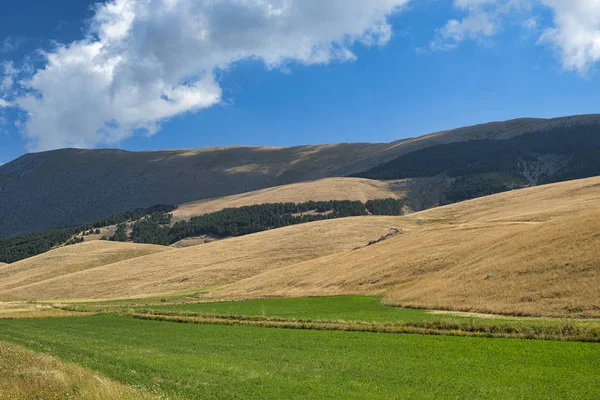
[430,11,496,50]
[539,0,600,73]
[431,0,600,74]
[3,0,409,151]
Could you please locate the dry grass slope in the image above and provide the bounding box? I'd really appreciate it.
[0,241,172,296]
[1,176,599,317]
[0,341,160,399]
[0,218,394,301]
[213,177,600,317]
[173,177,407,220]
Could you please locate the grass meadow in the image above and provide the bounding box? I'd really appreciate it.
[134,296,446,322]
[1,313,599,399]
[131,296,600,338]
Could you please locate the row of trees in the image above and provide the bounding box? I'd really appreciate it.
[0,204,177,264]
[116,199,406,246]
[366,198,405,215]
[1,198,406,262]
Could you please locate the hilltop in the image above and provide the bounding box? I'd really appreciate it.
[2,114,599,238]
[1,176,599,317]
[172,177,407,221]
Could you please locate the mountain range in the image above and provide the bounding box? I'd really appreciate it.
[1,113,599,238]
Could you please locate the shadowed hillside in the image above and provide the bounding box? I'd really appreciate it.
[2,114,598,238]
[354,116,600,209]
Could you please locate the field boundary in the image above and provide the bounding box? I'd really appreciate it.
[120,310,600,343]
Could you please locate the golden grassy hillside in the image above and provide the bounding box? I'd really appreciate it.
[213,177,600,317]
[173,177,406,220]
[0,218,394,301]
[2,176,599,317]
[0,241,172,296]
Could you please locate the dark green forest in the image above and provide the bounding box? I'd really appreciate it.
[445,173,528,203]
[353,125,600,181]
[352,125,600,201]
[0,205,176,264]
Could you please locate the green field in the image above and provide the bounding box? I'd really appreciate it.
[1,314,599,399]
[134,295,600,332]
[135,296,453,322]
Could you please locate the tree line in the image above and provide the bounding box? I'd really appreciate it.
[114,199,406,246]
[1,199,405,263]
[0,205,176,264]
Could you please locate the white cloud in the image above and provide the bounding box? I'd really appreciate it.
[431,11,497,50]
[0,98,11,108]
[7,0,409,151]
[0,37,23,54]
[432,0,600,74]
[522,16,538,30]
[0,62,17,95]
[539,0,600,73]
[429,0,529,50]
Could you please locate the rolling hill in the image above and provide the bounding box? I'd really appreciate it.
[0,241,171,296]
[2,114,599,238]
[1,176,599,317]
[0,218,393,301]
[214,176,600,317]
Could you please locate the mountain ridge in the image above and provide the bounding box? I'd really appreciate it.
[1,113,599,238]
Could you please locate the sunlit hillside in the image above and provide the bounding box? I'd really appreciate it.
[0,218,394,301]
[3,114,598,239]
[214,176,600,317]
[0,242,172,297]
[1,176,599,317]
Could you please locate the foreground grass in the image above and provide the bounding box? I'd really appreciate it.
[1,315,599,399]
[0,340,161,400]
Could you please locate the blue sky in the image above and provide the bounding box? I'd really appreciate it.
[1,0,600,164]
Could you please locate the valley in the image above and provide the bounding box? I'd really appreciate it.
[1,116,599,399]
[3,3,600,396]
